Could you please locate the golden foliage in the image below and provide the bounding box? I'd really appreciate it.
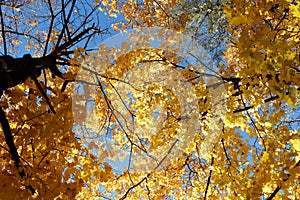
[0,0,299,199]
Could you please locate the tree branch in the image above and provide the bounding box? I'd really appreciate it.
[55,0,76,50]
[32,77,56,114]
[266,159,300,199]
[0,4,7,55]
[43,0,56,56]
[0,107,20,166]
[204,156,214,200]
[233,94,281,113]
[266,186,281,200]
[0,106,36,194]
[120,175,149,200]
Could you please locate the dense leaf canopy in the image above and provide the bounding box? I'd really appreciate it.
[0,0,299,199]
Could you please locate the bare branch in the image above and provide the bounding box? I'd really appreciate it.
[0,107,20,165]
[32,77,56,114]
[55,0,76,50]
[120,175,149,200]
[266,186,281,200]
[43,0,55,56]
[204,156,214,200]
[0,4,7,54]
[0,106,36,194]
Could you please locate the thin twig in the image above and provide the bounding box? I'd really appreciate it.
[0,4,7,55]
[204,156,214,200]
[32,77,56,114]
[55,0,76,50]
[120,175,149,200]
[44,0,55,56]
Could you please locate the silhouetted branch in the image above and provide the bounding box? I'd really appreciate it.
[120,175,149,200]
[55,0,76,50]
[266,186,281,200]
[204,156,214,200]
[32,77,56,114]
[43,0,55,56]
[0,4,7,55]
[0,107,20,165]
[0,106,36,194]
[233,94,281,113]
[266,159,300,199]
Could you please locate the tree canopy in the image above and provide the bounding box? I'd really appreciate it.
[0,0,299,199]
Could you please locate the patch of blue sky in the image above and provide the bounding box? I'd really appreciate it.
[236,127,256,158]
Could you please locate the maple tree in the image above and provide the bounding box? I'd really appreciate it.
[0,0,299,200]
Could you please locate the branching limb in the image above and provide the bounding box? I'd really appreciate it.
[43,0,56,56]
[204,156,214,200]
[266,186,281,200]
[120,175,149,200]
[0,107,20,166]
[0,106,35,194]
[32,77,56,114]
[0,4,7,55]
[266,159,300,200]
[221,138,231,167]
[233,94,280,113]
[56,0,76,49]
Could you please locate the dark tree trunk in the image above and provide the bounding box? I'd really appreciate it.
[0,54,55,91]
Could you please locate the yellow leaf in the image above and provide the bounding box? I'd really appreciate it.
[290,139,300,151]
[290,4,300,18]
[229,15,248,25]
[32,192,39,199]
